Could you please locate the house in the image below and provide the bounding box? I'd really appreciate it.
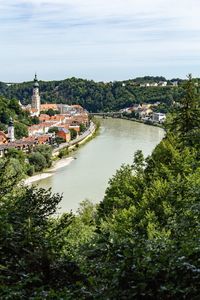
[39,114,51,122]
[28,122,58,136]
[40,103,59,112]
[159,81,167,87]
[151,83,158,87]
[128,104,142,112]
[171,81,178,87]
[57,127,71,142]
[138,108,153,119]
[152,112,166,123]
[0,131,8,145]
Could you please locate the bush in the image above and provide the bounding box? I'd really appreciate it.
[26,164,35,176]
[58,147,69,158]
[29,152,47,172]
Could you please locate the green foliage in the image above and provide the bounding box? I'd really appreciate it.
[31,116,40,124]
[28,145,52,172]
[5,147,25,163]
[78,76,200,298]
[0,77,185,113]
[165,74,200,147]
[70,128,77,140]
[0,96,31,135]
[80,123,86,133]
[48,126,59,134]
[14,122,28,139]
[28,151,47,171]
[41,108,60,116]
[58,147,69,158]
[0,160,90,298]
[55,136,66,145]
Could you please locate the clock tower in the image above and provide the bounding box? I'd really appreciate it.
[31,74,40,116]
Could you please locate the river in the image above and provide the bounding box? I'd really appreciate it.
[37,118,164,213]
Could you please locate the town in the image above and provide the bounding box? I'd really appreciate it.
[0,74,168,158]
[0,74,90,157]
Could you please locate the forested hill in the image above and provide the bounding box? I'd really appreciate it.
[0,76,188,112]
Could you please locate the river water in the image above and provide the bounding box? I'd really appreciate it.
[37,118,164,213]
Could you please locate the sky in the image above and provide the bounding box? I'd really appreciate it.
[0,0,200,82]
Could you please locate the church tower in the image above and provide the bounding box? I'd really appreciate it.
[8,117,15,142]
[31,74,40,116]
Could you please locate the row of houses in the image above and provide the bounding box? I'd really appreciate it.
[0,133,52,157]
[121,103,166,124]
[0,103,89,157]
[139,81,178,87]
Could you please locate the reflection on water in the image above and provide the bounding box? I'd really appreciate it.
[37,118,164,213]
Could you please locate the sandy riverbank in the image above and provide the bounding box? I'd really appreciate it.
[23,156,74,185]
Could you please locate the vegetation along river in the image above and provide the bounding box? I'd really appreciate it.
[37,118,164,213]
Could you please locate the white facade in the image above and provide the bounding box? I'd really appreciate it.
[8,118,15,141]
[31,74,40,116]
[152,113,166,123]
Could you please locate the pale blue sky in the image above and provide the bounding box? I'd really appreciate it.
[0,0,200,82]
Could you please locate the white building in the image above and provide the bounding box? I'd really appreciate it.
[8,117,15,142]
[31,74,40,116]
[152,112,166,123]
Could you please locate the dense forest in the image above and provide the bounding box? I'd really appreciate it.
[0,76,193,113]
[1,75,200,299]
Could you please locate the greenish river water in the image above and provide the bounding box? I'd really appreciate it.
[37,118,164,213]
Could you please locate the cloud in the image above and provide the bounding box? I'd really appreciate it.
[0,0,200,81]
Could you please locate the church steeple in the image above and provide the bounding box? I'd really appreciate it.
[31,73,40,116]
[8,117,15,142]
[33,73,39,88]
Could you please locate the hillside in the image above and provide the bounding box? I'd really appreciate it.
[0,76,187,113]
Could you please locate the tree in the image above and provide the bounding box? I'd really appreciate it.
[5,147,26,164]
[0,109,11,124]
[55,136,66,144]
[70,128,77,140]
[31,116,40,124]
[0,159,89,299]
[14,122,28,139]
[79,123,86,133]
[48,126,59,134]
[29,152,47,171]
[166,74,200,146]
[34,144,52,168]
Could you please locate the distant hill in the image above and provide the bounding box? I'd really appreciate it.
[0,76,192,113]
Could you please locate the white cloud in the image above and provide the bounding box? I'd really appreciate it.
[0,0,200,81]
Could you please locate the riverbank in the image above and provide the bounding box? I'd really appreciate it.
[23,121,98,186]
[23,156,74,185]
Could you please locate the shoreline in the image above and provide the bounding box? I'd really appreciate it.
[23,156,74,185]
[23,121,98,186]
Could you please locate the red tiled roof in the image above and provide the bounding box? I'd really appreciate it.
[40,104,59,111]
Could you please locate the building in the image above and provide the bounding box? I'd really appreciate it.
[0,131,7,145]
[40,103,59,112]
[31,74,40,116]
[8,117,15,142]
[152,112,166,123]
[57,127,71,142]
